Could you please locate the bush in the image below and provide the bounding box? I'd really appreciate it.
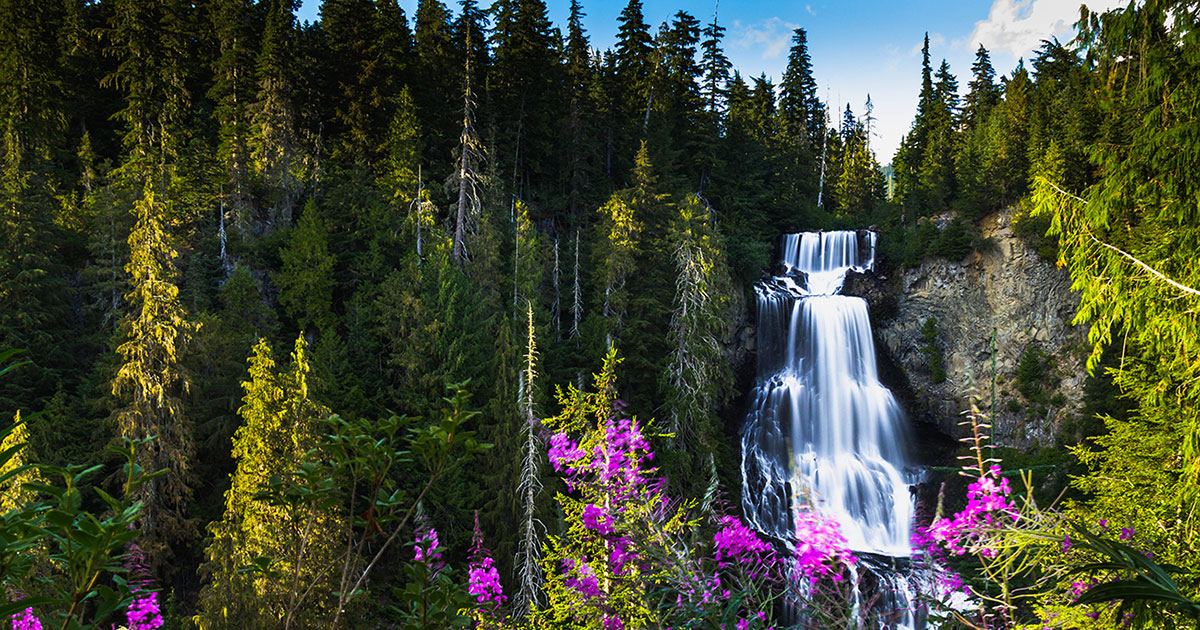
[931,217,976,261]
[920,317,947,383]
[1015,344,1054,403]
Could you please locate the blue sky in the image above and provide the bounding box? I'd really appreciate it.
[296,0,1127,164]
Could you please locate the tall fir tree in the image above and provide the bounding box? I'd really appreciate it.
[194,336,342,630]
[111,186,201,567]
[210,0,255,232]
[249,0,302,228]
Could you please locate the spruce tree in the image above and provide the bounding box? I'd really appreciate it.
[779,28,819,141]
[111,186,201,566]
[277,202,336,335]
[663,194,732,483]
[194,336,342,630]
[413,0,458,167]
[249,0,302,228]
[321,0,385,164]
[963,44,1000,132]
[210,0,255,231]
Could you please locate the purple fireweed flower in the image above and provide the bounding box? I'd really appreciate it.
[413,519,444,575]
[469,555,506,610]
[609,536,636,575]
[926,467,1019,557]
[548,432,586,474]
[603,614,624,630]
[714,516,778,580]
[126,591,163,630]
[562,559,602,599]
[792,508,856,584]
[583,503,615,535]
[10,608,41,630]
[468,512,506,613]
[1120,527,1134,541]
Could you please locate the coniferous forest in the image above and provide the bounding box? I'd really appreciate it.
[1,0,1199,628]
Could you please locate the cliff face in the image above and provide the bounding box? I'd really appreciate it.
[868,209,1087,448]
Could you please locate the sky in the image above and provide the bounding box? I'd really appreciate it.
[295,0,1129,165]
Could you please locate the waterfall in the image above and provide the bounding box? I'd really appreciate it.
[741,231,916,591]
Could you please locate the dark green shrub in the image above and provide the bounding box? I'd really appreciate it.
[920,317,946,383]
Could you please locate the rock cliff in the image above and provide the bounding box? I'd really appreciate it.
[866,209,1087,448]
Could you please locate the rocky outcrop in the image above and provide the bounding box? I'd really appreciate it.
[867,209,1087,448]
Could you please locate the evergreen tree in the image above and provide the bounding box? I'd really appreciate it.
[779,28,820,141]
[489,0,560,214]
[104,0,193,180]
[698,9,730,116]
[662,194,732,487]
[563,0,599,221]
[963,44,1000,132]
[451,18,484,268]
[111,186,200,566]
[249,0,302,228]
[413,0,458,168]
[894,32,934,213]
[321,0,386,163]
[276,202,336,333]
[210,0,256,232]
[1033,0,1200,593]
[194,336,342,630]
[613,0,653,155]
[695,8,730,190]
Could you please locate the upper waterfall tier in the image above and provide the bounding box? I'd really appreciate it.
[766,231,877,296]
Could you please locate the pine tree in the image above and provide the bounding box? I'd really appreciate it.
[104,0,193,181]
[699,10,731,116]
[194,336,342,630]
[413,0,458,167]
[276,202,336,333]
[963,44,1000,132]
[779,28,819,141]
[321,0,385,163]
[249,0,302,228]
[451,18,484,268]
[514,300,545,617]
[564,0,597,220]
[663,194,732,466]
[210,0,255,232]
[111,186,201,566]
[894,32,935,213]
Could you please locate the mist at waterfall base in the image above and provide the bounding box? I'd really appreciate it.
[740,231,924,627]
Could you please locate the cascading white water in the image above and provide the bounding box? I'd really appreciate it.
[741,230,915,559]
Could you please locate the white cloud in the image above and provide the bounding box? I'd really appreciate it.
[731,17,801,60]
[967,0,1127,60]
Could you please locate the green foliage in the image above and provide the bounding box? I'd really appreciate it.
[276,201,336,334]
[194,335,343,630]
[1029,2,1200,593]
[0,403,158,629]
[1011,203,1057,262]
[111,187,200,565]
[930,217,976,261]
[1015,344,1054,404]
[920,316,947,384]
